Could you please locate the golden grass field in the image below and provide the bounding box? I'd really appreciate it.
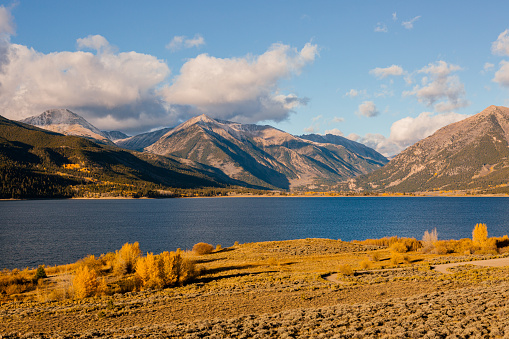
[1,237,509,338]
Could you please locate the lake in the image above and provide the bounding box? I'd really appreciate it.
[1,197,509,269]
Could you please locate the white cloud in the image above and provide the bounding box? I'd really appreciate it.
[369,65,404,79]
[353,111,469,156]
[161,42,318,123]
[345,89,359,97]
[331,116,344,123]
[303,125,319,133]
[356,101,379,117]
[402,16,421,29]
[312,114,322,122]
[403,61,469,112]
[0,5,15,72]
[483,62,495,72]
[493,60,509,87]
[0,39,172,133]
[392,12,397,21]
[77,35,112,53]
[374,23,388,33]
[388,111,468,150]
[492,29,509,56]
[324,128,343,136]
[0,5,14,36]
[0,4,317,134]
[166,34,205,51]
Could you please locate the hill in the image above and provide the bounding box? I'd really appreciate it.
[353,105,509,193]
[0,115,229,198]
[145,115,388,190]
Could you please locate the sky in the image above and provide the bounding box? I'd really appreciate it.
[1,1,509,156]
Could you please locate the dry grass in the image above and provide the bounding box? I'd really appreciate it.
[3,237,509,337]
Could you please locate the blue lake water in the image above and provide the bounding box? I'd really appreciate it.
[1,197,509,269]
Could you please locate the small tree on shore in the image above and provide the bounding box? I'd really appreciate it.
[472,223,488,247]
[73,266,98,299]
[422,228,438,253]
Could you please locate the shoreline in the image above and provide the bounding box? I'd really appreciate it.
[2,192,509,201]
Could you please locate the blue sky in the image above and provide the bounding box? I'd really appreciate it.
[1,1,509,155]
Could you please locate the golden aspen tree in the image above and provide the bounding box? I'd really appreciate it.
[73,266,98,299]
[472,223,488,247]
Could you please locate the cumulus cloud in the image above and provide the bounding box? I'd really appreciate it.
[356,101,379,117]
[345,89,359,97]
[161,42,318,123]
[0,5,15,73]
[402,16,421,29]
[77,35,112,53]
[493,60,509,87]
[369,65,404,79]
[491,30,509,89]
[403,60,469,112]
[166,34,205,51]
[0,5,317,134]
[352,111,469,156]
[392,12,397,21]
[483,62,495,72]
[388,111,467,150]
[324,128,343,136]
[374,23,388,33]
[492,29,509,56]
[331,116,344,123]
[0,36,172,133]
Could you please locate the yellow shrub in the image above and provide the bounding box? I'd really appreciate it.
[389,242,408,253]
[113,242,141,275]
[338,264,354,276]
[359,258,371,270]
[391,252,403,265]
[73,266,98,299]
[192,242,214,255]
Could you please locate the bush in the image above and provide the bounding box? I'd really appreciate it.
[359,258,371,270]
[34,265,47,281]
[389,242,408,253]
[192,242,215,255]
[73,266,98,299]
[338,264,354,276]
[113,242,141,275]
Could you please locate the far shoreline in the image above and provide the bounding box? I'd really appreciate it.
[2,192,509,201]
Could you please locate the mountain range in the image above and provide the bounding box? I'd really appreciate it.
[17,109,388,190]
[6,104,509,196]
[0,115,234,198]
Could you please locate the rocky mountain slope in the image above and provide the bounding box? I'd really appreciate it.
[353,105,509,193]
[101,130,130,141]
[145,115,388,190]
[115,127,173,151]
[299,133,388,164]
[20,109,115,145]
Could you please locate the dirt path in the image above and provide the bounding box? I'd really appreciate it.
[432,257,509,274]
[324,257,509,282]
